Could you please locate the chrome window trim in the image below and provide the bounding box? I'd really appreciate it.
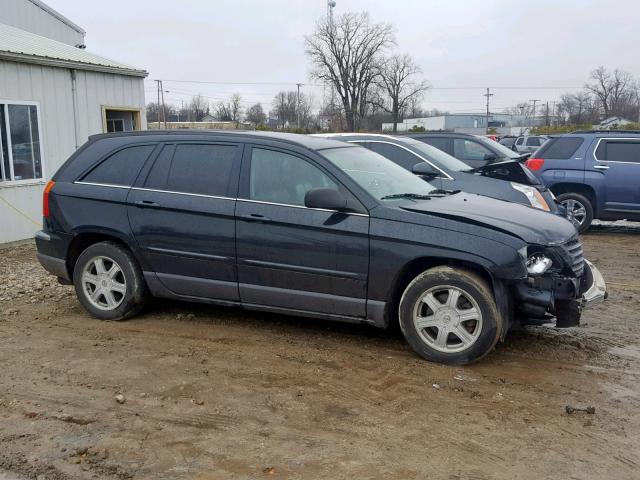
[349,140,453,180]
[593,137,640,164]
[73,182,368,216]
[238,198,369,217]
[131,186,234,201]
[74,181,131,189]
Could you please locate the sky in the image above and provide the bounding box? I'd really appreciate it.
[47,0,640,115]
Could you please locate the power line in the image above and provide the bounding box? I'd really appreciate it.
[144,78,583,91]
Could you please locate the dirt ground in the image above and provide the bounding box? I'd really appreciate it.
[0,224,639,480]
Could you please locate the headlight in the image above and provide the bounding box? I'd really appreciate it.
[526,253,553,275]
[511,182,550,211]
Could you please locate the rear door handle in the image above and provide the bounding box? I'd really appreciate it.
[593,165,609,170]
[134,200,161,208]
[240,213,272,222]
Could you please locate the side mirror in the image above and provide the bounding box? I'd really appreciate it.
[483,153,498,162]
[305,188,348,211]
[412,162,439,178]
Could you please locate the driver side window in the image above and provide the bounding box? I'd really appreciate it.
[249,148,338,206]
[453,139,492,161]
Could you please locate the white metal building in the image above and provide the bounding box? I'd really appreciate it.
[0,0,147,243]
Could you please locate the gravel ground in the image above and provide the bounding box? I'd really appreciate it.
[0,224,638,479]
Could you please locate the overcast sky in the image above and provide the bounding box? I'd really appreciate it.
[48,0,640,115]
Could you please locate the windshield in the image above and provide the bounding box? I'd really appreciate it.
[403,140,472,172]
[321,146,440,202]
[475,136,521,159]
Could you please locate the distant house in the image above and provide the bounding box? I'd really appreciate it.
[596,116,634,129]
[0,0,147,243]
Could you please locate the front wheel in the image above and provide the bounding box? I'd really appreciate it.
[73,241,148,321]
[398,267,503,365]
[556,192,593,233]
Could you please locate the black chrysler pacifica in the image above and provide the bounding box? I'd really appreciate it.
[35,131,607,365]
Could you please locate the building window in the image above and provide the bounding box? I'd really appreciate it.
[0,103,43,182]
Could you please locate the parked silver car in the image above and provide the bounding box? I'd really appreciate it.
[513,135,549,154]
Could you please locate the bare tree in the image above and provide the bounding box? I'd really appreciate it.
[215,93,243,125]
[188,95,209,121]
[272,91,313,129]
[305,12,395,131]
[272,91,295,128]
[246,103,267,126]
[586,66,635,118]
[373,54,429,132]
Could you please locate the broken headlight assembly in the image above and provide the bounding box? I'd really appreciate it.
[519,246,556,277]
[526,253,553,276]
[511,182,550,211]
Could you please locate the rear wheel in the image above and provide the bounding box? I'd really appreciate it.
[557,192,593,233]
[398,267,503,365]
[73,241,148,321]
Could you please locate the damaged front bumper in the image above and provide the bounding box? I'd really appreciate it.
[512,259,607,327]
[580,259,607,307]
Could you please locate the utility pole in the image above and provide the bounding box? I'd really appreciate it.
[483,88,493,134]
[296,83,302,129]
[327,0,336,24]
[155,80,161,126]
[529,99,540,131]
[159,80,167,128]
[545,101,550,127]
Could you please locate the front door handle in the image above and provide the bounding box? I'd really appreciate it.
[134,199,161,208]
[593,164,610,170]
[240,213,272,222]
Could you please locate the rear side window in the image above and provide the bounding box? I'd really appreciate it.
[369,142,421,171]
[82,145,154,186]
[536,137,584,159]
[420,137,449,152]
[145,144,237,196]
[595,140,640,163]
[526,137,542,147]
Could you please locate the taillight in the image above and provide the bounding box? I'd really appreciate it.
[43,180,55,217]
[525,158,544,171]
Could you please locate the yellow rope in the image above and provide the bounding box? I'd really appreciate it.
[0,193,41,227]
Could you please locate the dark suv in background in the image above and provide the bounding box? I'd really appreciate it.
[407,132,530,168]
[315,133,560,215]
[525,131,640,232]
[36,131,606,365]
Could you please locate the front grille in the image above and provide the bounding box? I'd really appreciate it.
[562,237,584,277]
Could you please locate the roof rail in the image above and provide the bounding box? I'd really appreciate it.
[571,129,640,134]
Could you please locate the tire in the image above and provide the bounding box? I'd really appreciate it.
[73,241,148,321]
[556,192,593,234]
[398,266,503,365]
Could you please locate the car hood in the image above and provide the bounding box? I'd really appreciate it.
[467,160,542,187]
[400,192,576,245]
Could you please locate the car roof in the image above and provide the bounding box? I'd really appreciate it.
[89,129,351,151]
[568,130,640,137]
[403,132,474,138]
[312,132,424,146]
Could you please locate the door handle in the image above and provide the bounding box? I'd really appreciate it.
[240,213,272,222]
[134,200,161,208]
[593,164,610,170]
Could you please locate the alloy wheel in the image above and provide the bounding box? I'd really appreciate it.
[412,285,483,353]
[81,256,127,311]
[562,199,587,227]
